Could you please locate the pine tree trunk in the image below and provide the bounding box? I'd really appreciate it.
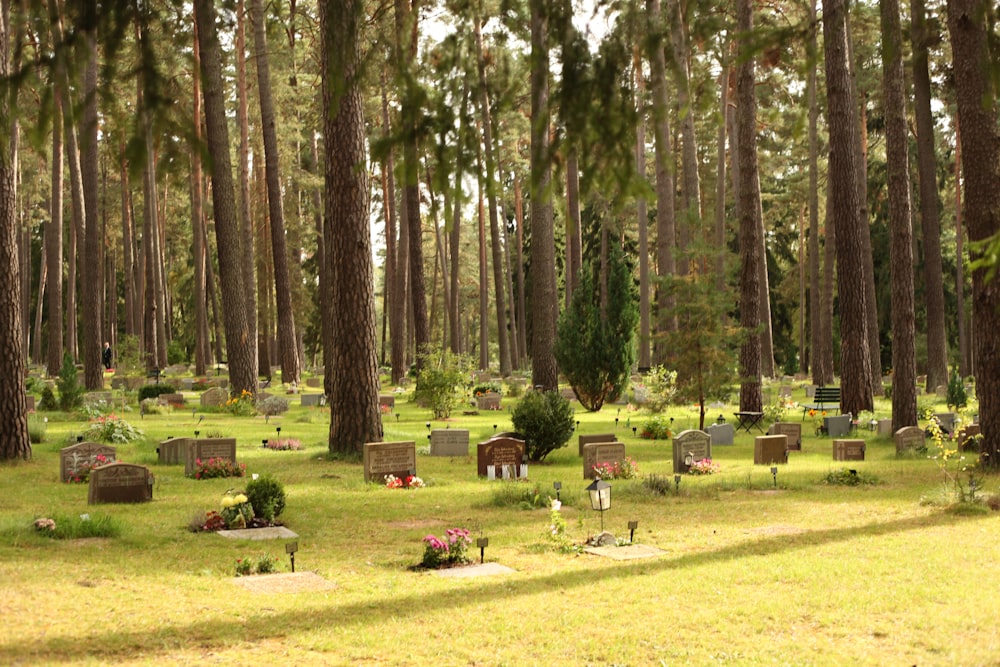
[235,0,259,381]
[807,0,821,381]
[668,0,700,279]
[954,115,969,377]
[881,0,918,430]
[529,0,558,390]
[823,0,873,415]
[191,22,208,376]
[514,177,527,366]
[81,29,102,389]
[947,0,1000,467]
[47,96,63,377]
[320,0,383,453]
[195,0,260,397]
[635,50,651,371]
[736,0,762,413]
[713,56,728,296]
[477,193,488,370]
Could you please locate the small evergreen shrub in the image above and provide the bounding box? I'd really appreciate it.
[413,350,469,418]
[947,369,968,411]
[511,390,574,462]
[138,384,176,402]
[39,386,58,411]
[245,474,286,522]
[257,395,289,417]
[57,354,84,412]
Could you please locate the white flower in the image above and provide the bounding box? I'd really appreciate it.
[550,499,562,512]
[79,513,90,522]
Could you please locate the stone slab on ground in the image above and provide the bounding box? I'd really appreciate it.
[583,544,666,560]
[433,562,516,578]
[232,571,336,594]
[217,526,299,540]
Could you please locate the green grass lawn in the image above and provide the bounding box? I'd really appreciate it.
[2,384,997,665]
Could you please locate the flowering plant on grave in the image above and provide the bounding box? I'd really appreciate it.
[592,457,639,480]
[385,474,424,489]
[33,517,56,534]
[263,438,302,451]
[65,453,116,483]
[688,458,721,475]
[223,389,257,417]
[421,528,472,568]
[219,492,255,529]
[190,457,246,480]
[83,413,143,444]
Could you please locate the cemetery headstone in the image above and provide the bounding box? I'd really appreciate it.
[200,386,228,408]
[876,419,894,438]
[933,412,957,436]
[768,422,802,451]
[935,385,947,398]
[754,434,788,465]
[833,439,866,461]
[158,437,191,465]
[158,393,186,408]
[25,394,35,411]
[579,433,617,457]
[181,378,194,390]
[184,438,238,476]
[88,462,154,504]
[779,386,793,398]
[476,437,526,479]
[476,393,502,410]
[364,441,416,483]
[672,429,712,474]
[300,394,326,407]
[83,391,113,407]
[60,441,117,483]
[430,429,470,457]
[958,423,981,452]
[583,442,627,479]
[805,385,817,398]
[824,414,852,438]
[305,377,322,388]
[894,426,925,453]
[706,422,734,446]
[378,394,395,410]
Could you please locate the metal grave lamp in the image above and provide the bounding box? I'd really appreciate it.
[585,478,612,532]
[770,465,778,488]
[285,541,298,572]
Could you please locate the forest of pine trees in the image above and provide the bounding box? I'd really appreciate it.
[0,0,998,463]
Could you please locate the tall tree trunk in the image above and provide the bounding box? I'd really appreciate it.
[713,54,728,295]
[529,0,558,390]
[47,94,63,377]
[191,22,208,376]
[818,187,836,386]
[910,0,949,392]
[757,193,775,378]
[0,0,30,460]
[235,0,259,381]
[647,0,677,349]
[565,150,582,309]
[119,138,137,342]
[448,80,465,357]
[514,176,527,367]
[81,27,102,389]
[379,73,401,374]
[32,226,44,363]
[668,0,700,278]
[808,0,821,383]
[947,0,1000,467]
[477,192,488,369]
[194,0,260,397]
[635,49,651,371]
[823,0,873,415]
[736,0,762,413]
[881,0,917,430]
[251,0,300,385]
[954,115,969,378]
[475,16,511,376]
[320,0,383,453]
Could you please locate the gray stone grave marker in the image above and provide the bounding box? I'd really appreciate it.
[833,439,866,461]
[158,393,186,407]
[958,423,981,451]
[88,462,154,504]
[933,412,957,436]
[185,438,238,476]
[364,441,416,483]
[60,441,117,482]
[83,391,112,407]
[779,386,793,398]
[579,433,617,457]
[876,419,894,438]
[768,422,802,451]
[754,434,788,464]
[300,394,326,407]
[672,429,712,474]
[25,395,35,411]
[305,377,322,388]
[158,437,192,465]
[706,422,734,446]
[430,429,470,457]
[476,437,526,479]
[583,442,627,479]
[378,394,395,410]
[805,385,817,398]
[824,414,852,438]
[894,426,925,453]
[200,386,228,408]
[476,393,502,410]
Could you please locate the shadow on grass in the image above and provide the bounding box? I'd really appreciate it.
[1,509,987,662]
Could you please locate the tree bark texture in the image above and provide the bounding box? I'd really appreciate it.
[81,28,102,389]
[947,0,1000,467]
[195,0,259,397]
[47,95,63,377]
[635,51,651,371]
[235,0,259,380]
[823,0,873,415]
[320,0,384,453]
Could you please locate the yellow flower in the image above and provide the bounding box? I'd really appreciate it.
[234,494,248,504]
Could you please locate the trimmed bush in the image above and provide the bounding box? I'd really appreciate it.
[138,384,176,402]
[511,390,574,462]
[245,474,286,522]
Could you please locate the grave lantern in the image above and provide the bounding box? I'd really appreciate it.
[285,541,298,572]
[585,478,611,532]
[553,481,562,501]
[770,465,778,488]
[674,474,681,492]
[717,414,726,424]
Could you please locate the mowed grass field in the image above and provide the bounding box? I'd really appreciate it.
[2,383,998,666]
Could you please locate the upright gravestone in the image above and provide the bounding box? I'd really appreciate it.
[672,430,712,474]
[200,386,228,408]
[60,442,117,483]
[958,423,981,451]
[476,393,502,410]
[876,419,894,438]
[158,437,192,465]
[83,391,113,407]
[305,377,322,388]
[476,437,526,479]
[706,422,734,446]
[378,395,395,411]
[88,462,154,504]
[25,395,35,411]
[894,426,925,454]
[583,442,627,479]
[833,439,866,461]
[768,422,802,451]
[805,385,817,398]
[159,393,186,408]
[364,441,416,483]
[754,435,788,465]
[184,438,238,476]
[579,433,617,457]
[933,412,957,436]
[779,386,793,398]
[300,394,326,407]
[824,414,852,438]
[430,429,470,457]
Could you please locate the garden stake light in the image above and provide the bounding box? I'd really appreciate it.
[628,520,638,543]
[771,465,778,488]
[674,474,681,492]
[553,481,562,501]
[586,479,611,533]
[285,541,298,572]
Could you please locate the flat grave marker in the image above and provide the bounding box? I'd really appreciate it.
[430,429,470,457]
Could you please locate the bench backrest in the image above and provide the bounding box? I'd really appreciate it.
[814,386,840,403]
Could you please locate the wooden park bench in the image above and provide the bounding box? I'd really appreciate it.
[801,386,840,420]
